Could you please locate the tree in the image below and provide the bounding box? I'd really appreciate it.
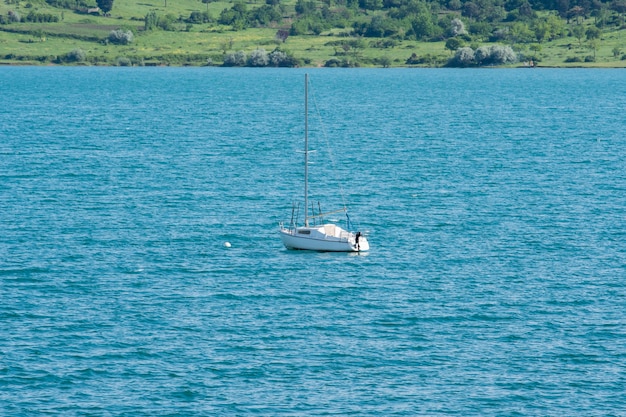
[488,45,517,64]
[276,29,289,42]
[450,18,466,36]
[448,0,462,10]
[96,0,114,15]
[219,3,249,28]
[509,22,534,43]
[157,13,178,30]
[445,37,464,52]
[612,0,626,26]
[202,0,214,11]
[361,15,397,37]
[613,0,626,14]
[519,1,534,18]
[568,6,585,24]
[410,12,438,40]
[533,20,550,42]
[557,0,570,18]
[295,0,316,14]
[571,24,585,46]
[588,38,599,59]
[378,56,392,67]
[613,46,622,58]
[249,5,282,26]
[462,2,481,20]
[145,11,158,31]
[592,7,608,28]
[585,27,601,59]
[359,0,383,10]
[220,37,234,54]
[529,43,542,57]
[585,25,601,41]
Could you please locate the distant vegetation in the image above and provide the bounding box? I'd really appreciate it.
[1,0,625,66]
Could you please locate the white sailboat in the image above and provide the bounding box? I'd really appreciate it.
[279,74,370,252]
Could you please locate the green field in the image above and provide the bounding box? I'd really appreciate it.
[1,0,625,67]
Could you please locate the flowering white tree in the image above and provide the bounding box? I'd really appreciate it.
[450,47,475,66]
[223,50,247,66]
[247,49,269,67]
[108,29,133,45]
[489,45,517,64]
[66,49,86,62]
[450,18,466,36]
[449,45,517,67]
[269,50,287,66]
[474,45,491,65]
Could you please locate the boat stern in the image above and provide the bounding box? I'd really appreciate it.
[354,233,370,252]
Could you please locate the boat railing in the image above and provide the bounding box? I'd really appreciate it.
[338,231,354,242]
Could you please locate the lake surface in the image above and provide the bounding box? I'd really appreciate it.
[1,67,625,415]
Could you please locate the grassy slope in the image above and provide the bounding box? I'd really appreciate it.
[1,0,625,66]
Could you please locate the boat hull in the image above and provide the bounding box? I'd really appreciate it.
[279,227,369,252]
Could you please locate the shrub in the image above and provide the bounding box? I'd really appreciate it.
[445,37,464,51]
[223,50,246,66]
[8,10,21,22]
[116,57,132,66]
[458,44,517,66]
[108,29,133,45]
[488,45,517,64]
[406,52,440,65]
[323,58,359,67]
[156,13,179,31]
[448,46,475,67]
[187,11,212,24]
[268,49,300,67]
[66,48,86,62]
[369,39,398,48]
[269,49,287,66]
[406,53,420,64]
[247,48,269,66]
[26,11,59,22]
[46,0,92,7]
[474,45,490,65]
[324,58,342,67]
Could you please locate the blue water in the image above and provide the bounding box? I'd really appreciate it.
[2,67,625,415]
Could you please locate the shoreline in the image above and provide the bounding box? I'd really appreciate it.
[2,61,626,68]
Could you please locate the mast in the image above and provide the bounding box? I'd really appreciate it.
[304,73,309,227]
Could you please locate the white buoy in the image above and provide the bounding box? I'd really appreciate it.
[224,242,231,248]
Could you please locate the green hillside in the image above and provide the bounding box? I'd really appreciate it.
[1,0,625,67]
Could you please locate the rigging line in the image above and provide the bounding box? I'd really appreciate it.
[308,79,349,214]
